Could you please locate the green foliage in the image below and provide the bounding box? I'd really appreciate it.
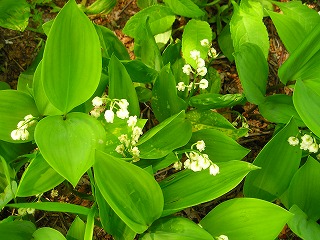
[0,0,30,31]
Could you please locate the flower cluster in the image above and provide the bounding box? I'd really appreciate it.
[18,207,35,216]
[173,140,220,176]
[90,95,130,123]
[215,235,229,240]
[115,116,143,162]
[11,114,37,141]
[288,134,320,154]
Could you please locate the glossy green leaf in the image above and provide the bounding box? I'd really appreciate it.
[200,198,293,240]
[293,80,320,138]
[140,216,213,240]
[0,0,30,31]
[34,112,106,186]
[259,94,304,126]
[186,109,248,139]
[108,55,140,116]
[138,111,192,159]
[136,152,177,174]
[33,227,66,240]
[164,0,205,18]
[94,25,130,60]
[189,129,249,162]
[85,0,116,14]
[0,220,36,240]
[94,150,164,233]
[122,60,158,83]
[162,40,182,66]
[288,205,320,240]
[66,216,86,240]
[152,64,187,122]
[136,86,152,103]
[218,24,234,62]
[182,19,212,69]
[7,202,90,215]
[41,0,101,113]
[0,140,34,163]
[288,156,320,221]
[160,161,258,216]
[234,43,268,105]
[16,153,64,197]
[244,119,301,201]
[134,17,163,71]
[230,1,269,58]
[123,5,175,38]
[0,90,40,143]
[96,187,136,240]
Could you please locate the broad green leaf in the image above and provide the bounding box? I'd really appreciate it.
[234,43,268,105]
[41,0,101,113]
[34,112,106,186]
[33,227,66,240]
[188,129,249,162]
[218,24,234,62]
[186,109,248,139]
[164,0,205,18]
[33,62,63,116]
[16,153,64,197]
[288,205,320,240]
[94,25,130,60]
[66,216,86,240]
[0,220,36,240]
[152,64,187,122]
[122,60,158,83]
[160,161,258,216]
[123,5,175,38]
[293,80,320,138]
[182,20,212,69]
[278,24,320,84]
[137,0,157,9]
[244,119,301,201]
[136,86,152,103]
[136,152,177,173]
[230,1,269,59]
[259,94,304,126]
[96,187,136,240]
[0,81,10,90]
[0,140,34,163]
[108,55,140,116]
[137,111,192,159]
[0,0,30,31]
[200,198,293,240]
[84,0,116,14]
[7,202,90,215]
[0,90,40,143]
[0,181,17,209]
[134,17,163,71]
[94,151,164,233]
[140,216,214,240]
[162,40,182,66]
[288,156,320,221]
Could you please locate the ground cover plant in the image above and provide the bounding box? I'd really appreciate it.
[0,0,320,239]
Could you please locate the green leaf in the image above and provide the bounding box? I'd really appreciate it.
[94,25,130,60]
[0,90,40,143]
[163,0,205,18]
[84,205,96,240]
[218,24,234,62]
[0,181,17,210]
[34,112,106,186]
[137,111,192,159]
[234,43,268,105]
[137,0,157,9]
[7,202,90,215]
[0,0,30,31]
[200,198,293,240]
[84,0,116,14]
[135,152,177,174]
[230,1,269,59]
[0,82,10,90]
[288,205,320,240]
[186,109,248,139]
[160,161,258,216]
[16,153,64,197]
[66,216,86,240]
[288,156,320,221]
[152,64,187,122]
[182,19,212,69]
[293,80,320,138]
[108,55,140,116]
[123,5,175,38]
[0,220,36,240]
[41,0,101,113]
[96,187,136,240]
[243,119,301,201]
[259,94,304,126]
[0,140,34,164]
[140,216,214,240]
[94,151,164,234]
[33,227,66,240]
[122,60,158,83]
